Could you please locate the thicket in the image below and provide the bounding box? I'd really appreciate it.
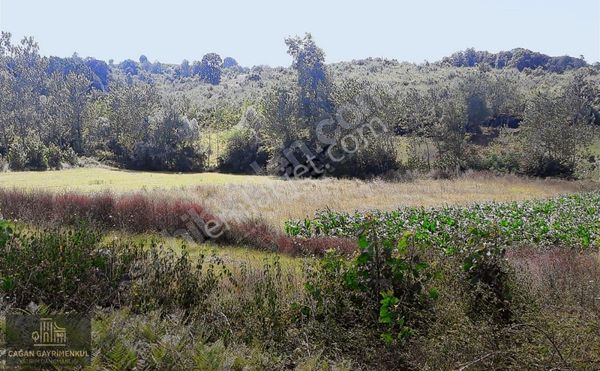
[2,216,597,369]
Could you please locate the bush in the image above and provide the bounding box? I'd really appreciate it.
[0,225,139,311]
[223,219,356,256]
[0,154,8,172]
[24,136,49,170]
[331,137,400,178]
[520,155,576,178]
[218,128,268,174]
[0,223,230,313]
[130,106,206,172]
[462,246,516,324]
[299,226,438,347]
[7,142,27,170]
[126,245,230,313]
[132,142,205,172]
[62,146,78,166]
[6,137,62,171]
[47,144,63,168]
[0,189,220,237]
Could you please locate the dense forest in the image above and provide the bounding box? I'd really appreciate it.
[1,31,598,178]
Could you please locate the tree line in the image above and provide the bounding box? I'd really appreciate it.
[0,31,598,178]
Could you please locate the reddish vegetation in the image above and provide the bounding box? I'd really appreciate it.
[0,188,356,256]
[224,220,356,256]
[0,188,218,234]
[507,247,600,308]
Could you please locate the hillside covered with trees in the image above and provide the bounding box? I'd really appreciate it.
[1,31,598,179]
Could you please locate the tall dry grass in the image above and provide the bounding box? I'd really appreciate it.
[187,173,600,228]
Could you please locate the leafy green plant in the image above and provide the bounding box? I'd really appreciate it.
[286,191,600,252]
[300,221,438,346]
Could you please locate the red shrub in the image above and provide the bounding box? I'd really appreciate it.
[225,220,357,256]
[0,188,358,256]
[114,194,154,233]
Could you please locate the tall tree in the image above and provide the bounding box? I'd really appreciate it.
[195,53,222,85]
[285,33,334,126]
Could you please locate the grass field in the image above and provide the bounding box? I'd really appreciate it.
[0,167,277,192]
[2,169,600,369]
[1,167,599,229]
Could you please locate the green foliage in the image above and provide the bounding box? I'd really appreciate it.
[7,137,77,170]
[7,141,28,170]
[194,53,223,85]
[300,224,437,347]
[286,191,600,251]
[462,245,515,324]
[0,226,137,311]
[443,47,587,72]
[285,33,334,123]
[0,224,231,313]
[132,101,205,171]
[2,31,598,178]
[128,247,231,313]
[218,126,267,173]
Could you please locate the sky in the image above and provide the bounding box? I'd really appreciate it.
[0,0,598,67]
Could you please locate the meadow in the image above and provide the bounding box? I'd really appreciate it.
[1,9,600,369]
[1,167,597,228]
[1,169,600,369]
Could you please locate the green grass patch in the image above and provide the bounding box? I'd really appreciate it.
[0,167,278,192]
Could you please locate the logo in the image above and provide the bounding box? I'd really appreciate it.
[4,314,91,368]
[31,318,67,347]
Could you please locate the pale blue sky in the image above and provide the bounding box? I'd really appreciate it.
[0,0,598,66]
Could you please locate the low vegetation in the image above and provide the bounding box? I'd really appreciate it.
[1,213,599,369]
[286,191,600,250]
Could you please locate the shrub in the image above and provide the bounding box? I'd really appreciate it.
[462,246,515,324]
[6,137,59,171]
[0,155,7,172]
[24,136,49,170]
[127,245,231,313]
[299,226,438,347]
[62,147,78,166]
[47,145,78,169]
[0,189,218,239]
[223,220,356,256]
[330,136,400,179]
[7,142,27,170]
[0,225,139,311]
[0,223,230,313]
[520,155,576,178]
[47,144,63,168]
[218,128,267,174]
[476,148,520,173]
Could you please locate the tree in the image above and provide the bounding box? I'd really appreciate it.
[44,72,91,153]
[85,58,109,90]
[139,55,152,72]
[133,101,205,171]
[519,75,596,177]
[101,81,159,162]
[222,57,239,69]
[176,59,191,78]
[194,53,222,85]
[0,33,47,149]
[285,33,334,125]
[119,59,139,75]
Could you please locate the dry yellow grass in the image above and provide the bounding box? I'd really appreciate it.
[186,173,599,228]
[2,167,598,229]
[0,167,277,192]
